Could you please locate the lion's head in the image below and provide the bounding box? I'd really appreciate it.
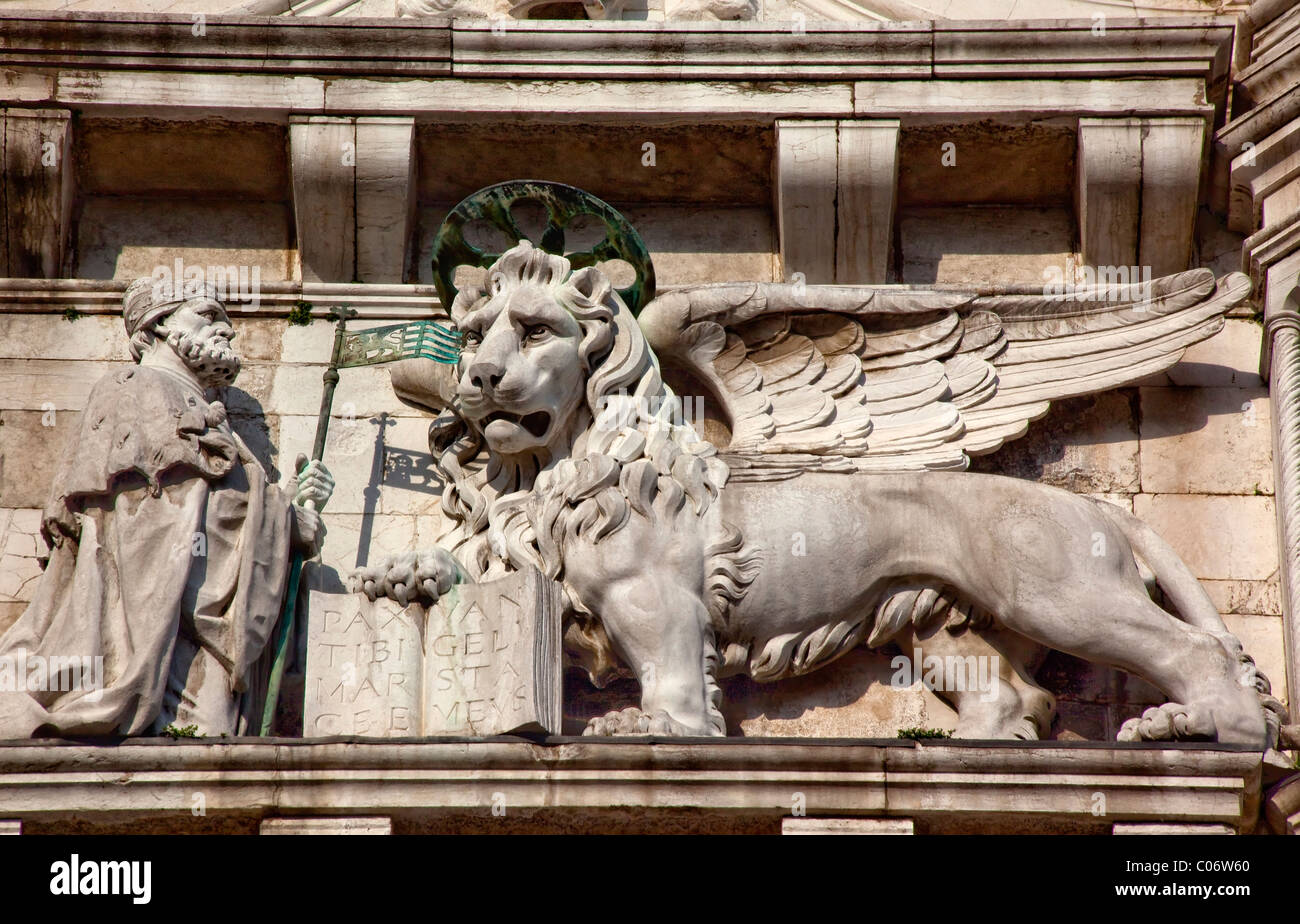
[450,240,616,458]
[433,241,731,584]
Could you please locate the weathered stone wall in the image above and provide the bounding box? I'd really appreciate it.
[0,108,1286,741]
[3,310,1281,740]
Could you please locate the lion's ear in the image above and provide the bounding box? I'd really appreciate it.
[567,266,612,305]
[448,287,488,324]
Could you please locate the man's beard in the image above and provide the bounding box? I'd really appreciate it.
[168,326,241,386]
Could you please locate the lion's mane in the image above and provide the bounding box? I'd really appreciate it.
[432,242,760,648]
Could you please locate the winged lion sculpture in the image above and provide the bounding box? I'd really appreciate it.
[355,187,1285,747]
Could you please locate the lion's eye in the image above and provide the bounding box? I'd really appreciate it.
[461,331,482,349]
[523,325,551,343]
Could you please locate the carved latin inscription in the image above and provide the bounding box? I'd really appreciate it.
[423,568,562,736]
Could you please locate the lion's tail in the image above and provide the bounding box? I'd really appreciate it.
[1091,500,1228,634]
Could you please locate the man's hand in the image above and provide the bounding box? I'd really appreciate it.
[294,453,334,511]
[292,505,325,554]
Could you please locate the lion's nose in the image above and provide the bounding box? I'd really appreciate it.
[468,360,504,394]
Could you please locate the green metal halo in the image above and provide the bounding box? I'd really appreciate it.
[430,180,656,316]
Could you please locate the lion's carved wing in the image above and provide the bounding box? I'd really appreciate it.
[637,269,1252,481]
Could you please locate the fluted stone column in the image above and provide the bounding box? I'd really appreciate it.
[1266,270,1300,712]
[1233,0,1300,715]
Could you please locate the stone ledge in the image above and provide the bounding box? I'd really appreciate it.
[782,816,913,834]
[852,78,1211,124]
[454,18,1231,81]
[0,12,453,76]
[0,279,444,320]
[11,72,1214,123]
[260,816,393,834]
[0,14,1232,83]
[1220,84,1300,154]
[0,275,1251,319]
[0,738,1265,834]
[453,21,933,80]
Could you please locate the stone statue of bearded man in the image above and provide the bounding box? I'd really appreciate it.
[0,278,333,738]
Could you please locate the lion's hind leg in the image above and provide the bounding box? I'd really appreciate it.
[1090,498,1287,741]
[900,625,1055,740]
[1000,582,1269,746]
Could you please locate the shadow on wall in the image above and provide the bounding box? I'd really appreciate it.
[230,407,443,573]
[226,387,281,483]
[561,647,950,738]
[969,388,1229,487]
[73,198,294,281]
[898,206,1074,285]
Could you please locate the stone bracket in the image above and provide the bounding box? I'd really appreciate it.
[289,115,416,284]
[775,119,899,285]
[1077,117,1205,279]
[782,817,913,835]
[260,817,392,835]
[1,108,74,279]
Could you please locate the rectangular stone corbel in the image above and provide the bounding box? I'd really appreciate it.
[355,117,416,285]
[1077,118,1142,273]
[775,119,899,285]
[290,116,356,284]
[290,115,416,284]
[1138,118,1206,278]
[2,108,75,279]
[1077,117,1204,279]
[0,820,21,835]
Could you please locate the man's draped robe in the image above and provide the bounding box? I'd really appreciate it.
[0,365,296,737]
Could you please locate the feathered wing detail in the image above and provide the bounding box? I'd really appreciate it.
[955,270,1244,455]
[638,269,1252,480]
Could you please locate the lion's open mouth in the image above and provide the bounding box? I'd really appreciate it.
[481,410,552,438]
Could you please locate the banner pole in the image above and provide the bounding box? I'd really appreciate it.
[260,305,356,736]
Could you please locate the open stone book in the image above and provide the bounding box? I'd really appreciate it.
[305,566,563,738]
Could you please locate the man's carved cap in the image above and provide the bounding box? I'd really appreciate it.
[122,276,221,337]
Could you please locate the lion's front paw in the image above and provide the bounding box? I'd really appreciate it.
[1117,702,1217,742]
[349,549,459,607]
[582,707,703,737]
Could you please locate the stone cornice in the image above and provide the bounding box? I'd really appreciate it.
[1219,83,1300,150]
[5,72,1219,124]
[0,12,1235,84]
[1244,210,1300,285]
[3,275,1255,318]
[452,18,1235,81]
[0,278,444,320]
[1234,18,1300,110]
[0,738,1266,833]
[0,12,454,77]
[0,13,1233,123]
